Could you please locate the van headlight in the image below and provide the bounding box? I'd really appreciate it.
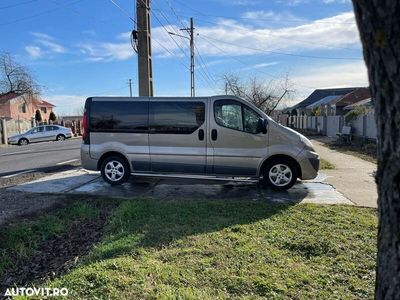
[300,135,315,152]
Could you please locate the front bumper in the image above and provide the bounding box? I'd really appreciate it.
[297,149,320,180]
[7,138,18,145]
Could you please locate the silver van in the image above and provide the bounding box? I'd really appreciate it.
[81,96,319,190]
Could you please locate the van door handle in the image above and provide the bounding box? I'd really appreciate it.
[198,129,204,141]
[211,129,218,141]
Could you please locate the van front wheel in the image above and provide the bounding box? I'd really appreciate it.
[101,156,130,185]
[262,158,298,190]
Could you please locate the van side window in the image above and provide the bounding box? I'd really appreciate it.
[214,100,261,134]
[150,102,205,134]
[214,101,243,131]
[243,105,260,134]
[90,101,148,132]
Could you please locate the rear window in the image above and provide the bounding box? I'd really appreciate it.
[149,102,205,134]
[90,101,148,132]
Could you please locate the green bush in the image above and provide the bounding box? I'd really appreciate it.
[345,107,366,125]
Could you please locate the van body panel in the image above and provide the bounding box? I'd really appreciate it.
[81,95,320,186]
[148,97,208,174]
[208,97,268,176]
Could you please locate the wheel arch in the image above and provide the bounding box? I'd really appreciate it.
[259,154,302,179]
[97,151,131,173]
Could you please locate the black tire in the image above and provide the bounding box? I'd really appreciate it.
[261,158,298,190]
[100,156,130,185]
[18,138,29,146]
[56,134,66,141]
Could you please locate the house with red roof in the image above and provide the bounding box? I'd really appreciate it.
[0,92,55,122]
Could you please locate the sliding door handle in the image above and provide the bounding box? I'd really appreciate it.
[198,129,204,141]
[211,129,218,141]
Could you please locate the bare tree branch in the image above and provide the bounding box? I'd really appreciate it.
[222,73,293,116]
[0,53,41,96]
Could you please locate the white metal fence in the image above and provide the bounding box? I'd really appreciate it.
[277,114,377,140]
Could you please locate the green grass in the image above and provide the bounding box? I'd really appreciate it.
[320,158,335,170]
[45,199,377,299]
[0,201,100,278]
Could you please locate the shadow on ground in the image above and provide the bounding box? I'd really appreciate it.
[8,169,352,205]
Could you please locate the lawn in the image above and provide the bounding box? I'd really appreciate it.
[0,201,100,278]
[28,199,378,299]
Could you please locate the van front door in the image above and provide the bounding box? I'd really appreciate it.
[209,99,269,176]
[149,99,207,174]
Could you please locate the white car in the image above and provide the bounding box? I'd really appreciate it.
[8,125,73,146]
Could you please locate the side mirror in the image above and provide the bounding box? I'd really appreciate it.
[256,118,268,134]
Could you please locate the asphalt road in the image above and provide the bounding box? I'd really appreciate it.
[0,138,82,177]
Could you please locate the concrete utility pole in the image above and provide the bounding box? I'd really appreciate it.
[128,79,133,97]
[136,0,153,96]
[189,17,195,97]
[170,17,195,97]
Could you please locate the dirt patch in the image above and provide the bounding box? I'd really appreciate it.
[0,190,74,226]
[0,203,115,293]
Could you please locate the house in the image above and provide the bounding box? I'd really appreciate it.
[305,95,342,116]
[331,88,371,115]
[343,98,374,114]
[0,92,55,122]
[289,87,360,116]
[289,87,370,116]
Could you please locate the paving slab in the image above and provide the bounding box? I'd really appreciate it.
[7,169,99,194]
[8,168,352,205]
[311,139,377,208]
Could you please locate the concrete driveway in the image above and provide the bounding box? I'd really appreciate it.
[9,168,352,205]
[311,139,377,208]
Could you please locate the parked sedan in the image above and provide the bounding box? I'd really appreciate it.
[7,125,73,146]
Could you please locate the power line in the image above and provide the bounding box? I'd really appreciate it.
[199,35,316,90]
[194,45,217,85]
[108,0,136,24]
[0,0,39,10]
[0,0,84,26]
[152,9,190,60]
[162,0,187,29]
[183,16,361,53]
[204,35,362,61]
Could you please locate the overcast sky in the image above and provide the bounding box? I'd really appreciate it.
[0,0,368,115]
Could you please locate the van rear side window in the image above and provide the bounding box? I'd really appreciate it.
[149,102,205,134]
[90,101,148,132]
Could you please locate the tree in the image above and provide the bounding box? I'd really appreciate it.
[222,73,293,116]
[49,111,57,123]
[35,110,42,123]
[352,1,400,298]
[0,53,40,95]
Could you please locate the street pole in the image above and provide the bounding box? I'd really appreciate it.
[190,17,195,97]
[136,0,153,96]
[172,18,195,97]
[128,79,133,97]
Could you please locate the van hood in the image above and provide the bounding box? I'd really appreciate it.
[271,121,304,141]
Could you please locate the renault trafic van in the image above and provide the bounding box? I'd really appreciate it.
[81,96,319,190]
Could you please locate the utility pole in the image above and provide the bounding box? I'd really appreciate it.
[170,17,195,97]
[128,79,133,97]
[189,17,195,97]
[136,0,153,97]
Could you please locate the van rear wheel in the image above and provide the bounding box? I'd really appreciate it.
[262,158,298,190]
[101,156,130,185]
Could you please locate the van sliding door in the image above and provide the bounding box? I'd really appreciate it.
[149,99,207,174]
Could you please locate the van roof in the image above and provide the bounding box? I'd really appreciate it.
[87,95,243,101]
